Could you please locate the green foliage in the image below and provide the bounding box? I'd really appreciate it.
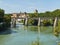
[29,13,35,18]
[38,13,45,17]
[43,20,51,26]
[28,10,38,25]
[28,9,60,26]
[0,9,4,22]
[0,9,11,30]
[57,20,60,32]
[29,9,60,17]
[29,10,38,18]
[4,14,11,22]
[54,20,60,37]
[0,9,4,17]
[0,9,4,30]
[3,14,11,27]
[52,9,60,17]
[34,10,38,17]
[28,19,34,25]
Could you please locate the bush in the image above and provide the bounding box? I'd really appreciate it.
[3,14,11,28]
[43,20,51,26]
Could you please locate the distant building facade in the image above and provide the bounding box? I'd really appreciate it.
[11,12,29,18]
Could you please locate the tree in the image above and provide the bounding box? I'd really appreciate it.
[39,13,45,17]
[52,9,60,17]
[0,9,4,22]
[44,11,52,17]
[0,9,4,31]
[34,9,38,17]
[4,14,11,27]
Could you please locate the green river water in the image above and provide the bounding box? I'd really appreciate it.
[0,23,60,45]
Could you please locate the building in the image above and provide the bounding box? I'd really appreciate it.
[11,12,29,18]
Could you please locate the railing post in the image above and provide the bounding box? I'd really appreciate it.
[38,17,41,26]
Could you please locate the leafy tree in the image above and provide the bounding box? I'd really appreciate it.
[52,9,60,17]
[38,13,45,17]
[0,9,4,22]
[44,11,52,17]
[34,9,38,17]
[29,13,35,18]
[4,14,11,27]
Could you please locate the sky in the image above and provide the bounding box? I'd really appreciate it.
[0,0,60,13]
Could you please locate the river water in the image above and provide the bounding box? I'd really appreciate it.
[0,23,60,45]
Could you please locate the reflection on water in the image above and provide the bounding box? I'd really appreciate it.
[0,23,60,45]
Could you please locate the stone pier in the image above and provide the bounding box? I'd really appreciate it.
[54,17,58,28]
[12,18,16,27]
[25,18,28,26]
[38,17,41,26]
